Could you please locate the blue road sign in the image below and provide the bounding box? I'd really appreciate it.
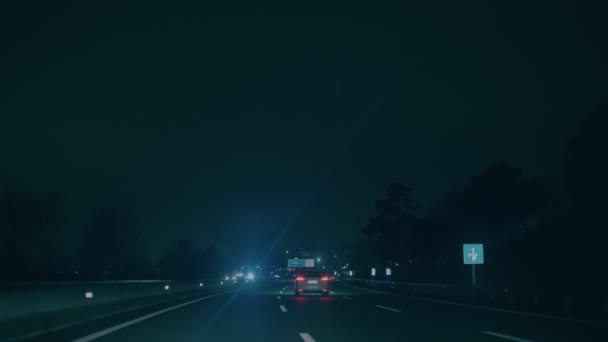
[288,259,305,268]
[463,244,484,264]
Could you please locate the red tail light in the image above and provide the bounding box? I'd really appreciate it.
[296,276,305,281]
[321,276,329,281]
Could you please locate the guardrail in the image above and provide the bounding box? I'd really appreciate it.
[0,279,228,321]
[342,277,608,320]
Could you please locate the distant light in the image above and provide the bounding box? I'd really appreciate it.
[395,263,399,267]
[231,276,236,281]
[349,270,353,276]
[199,283,203,287]
[316,257,321,262]
[246,272,255,280]
[386,268,392,276]
[225,276,230,281]
[220,281,224,285]
[371,268,376,276]
[235,272,244,277]
[164,285,170,290]
[285,250,289,254]
[85,291,93,299]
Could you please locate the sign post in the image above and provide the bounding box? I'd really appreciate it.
[472,264,476,287]
[463,244,484,287]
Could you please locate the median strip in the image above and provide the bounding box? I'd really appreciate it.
[481,330,534,342]
[279,305,288,312]
[72,290,236,342]
[375,305,402,313]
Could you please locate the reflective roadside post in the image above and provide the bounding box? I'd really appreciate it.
[386,267,391,282]
[371,267,376,283]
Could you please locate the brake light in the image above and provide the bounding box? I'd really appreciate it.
[321,276,329,281]
[296,276,305,281]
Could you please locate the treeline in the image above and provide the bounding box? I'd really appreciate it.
[0,198,224,281]
[349,108,608,303]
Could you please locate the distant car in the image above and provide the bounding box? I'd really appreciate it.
[294,269,331,296]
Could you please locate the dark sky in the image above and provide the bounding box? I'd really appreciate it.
[1,2,607,260]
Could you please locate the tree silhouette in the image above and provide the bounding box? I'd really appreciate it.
[361,182,422,263]
[79,208,148,279]
[0,190,58,280]
[565,107,608,224]
[158,239,223,279]
[563,107,608,300]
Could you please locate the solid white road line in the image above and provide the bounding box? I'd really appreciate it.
[375,305,402,313]
[340,281,606,326]
[481,331,534,342]
[72,290,236,342]
[299,332,316,342]
[342,296,353,300]
[279,305,288,312]
[329,291,335,294]
[10,295,189,342]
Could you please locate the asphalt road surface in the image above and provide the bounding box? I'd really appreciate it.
[3,280,607,341]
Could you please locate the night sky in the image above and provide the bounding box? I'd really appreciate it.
[1,2,606,260]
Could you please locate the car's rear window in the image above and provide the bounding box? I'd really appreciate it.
[303,270,323,277]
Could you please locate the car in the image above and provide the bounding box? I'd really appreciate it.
[294,269,331,296]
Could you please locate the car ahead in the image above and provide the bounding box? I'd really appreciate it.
[294,269,331,296]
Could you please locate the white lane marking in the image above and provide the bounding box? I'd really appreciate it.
[339,281,606,326]
[279,291,283,294]
[481,331,534,342]
[279,305,288,312]
[72,290,236,342]
[299,332,316,342]
[342,296,352,300]
[376,305,402,313]
[329,291,335,294]
[9,297,175,341]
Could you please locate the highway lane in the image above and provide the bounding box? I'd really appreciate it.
[4,280,607,341]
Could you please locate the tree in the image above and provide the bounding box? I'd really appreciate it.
[361,182,422,263]
[0,190,58,280]
[564,107,608,225]
[563,107,608,300]
[79,208,148,279]
[158,239,223,279]
[429,163,550,245]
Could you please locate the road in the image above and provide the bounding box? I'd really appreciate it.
[2,280,607,341]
